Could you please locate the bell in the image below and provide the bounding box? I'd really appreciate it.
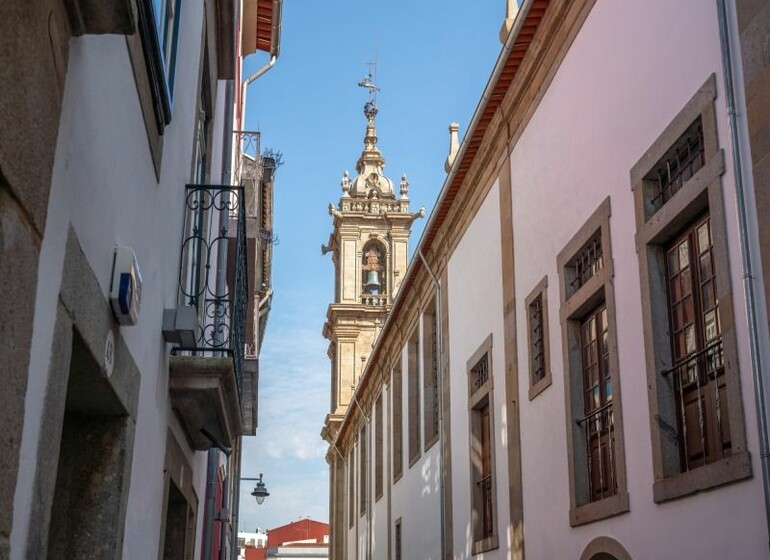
[364,270,381,294]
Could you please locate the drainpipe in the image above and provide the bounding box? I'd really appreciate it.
[229,439,243,560]
[202,449,219,559]
[716,0,770,544]
[241,55,277,126]
[417,249,446,560]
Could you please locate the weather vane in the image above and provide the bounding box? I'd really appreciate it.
[358,59,380,122]
[358,60,380,99]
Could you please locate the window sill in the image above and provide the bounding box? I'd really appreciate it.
[528,373,552,400]
[653,450,752,503]
[569,492,629,527]
[472,535,499,555]
[408,453,421,469]
[424,434,439,453]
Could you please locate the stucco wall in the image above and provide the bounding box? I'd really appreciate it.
[446,181,511,560]
[11,0,219,557]
[510,0,766,557]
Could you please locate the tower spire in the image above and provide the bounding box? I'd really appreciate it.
[345,64,392,197]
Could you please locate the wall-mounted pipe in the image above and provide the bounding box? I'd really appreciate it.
[716,0,770,545]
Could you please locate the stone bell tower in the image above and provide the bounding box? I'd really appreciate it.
[321,88,424,440]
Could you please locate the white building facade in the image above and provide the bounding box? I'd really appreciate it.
[0,0,281,558]
[326,0,770,558]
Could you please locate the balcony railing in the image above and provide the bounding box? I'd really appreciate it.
[576,401,617,503]
[175,184,248,395]
[233,130,261,189]
[476,474,494,540]
[361,293,388,306]
[661,337,727,471]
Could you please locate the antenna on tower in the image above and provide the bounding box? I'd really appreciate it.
[357,60,379,100]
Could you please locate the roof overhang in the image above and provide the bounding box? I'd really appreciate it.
[242,0,282,57]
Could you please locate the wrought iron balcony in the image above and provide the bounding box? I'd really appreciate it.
[168,184,249,450]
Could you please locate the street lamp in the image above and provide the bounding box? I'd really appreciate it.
[243,473,270,505]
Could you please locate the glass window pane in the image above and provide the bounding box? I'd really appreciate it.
[697,221,711,252]
[678,240,690,269]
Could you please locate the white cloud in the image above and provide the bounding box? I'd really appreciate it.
[238,296,331,530]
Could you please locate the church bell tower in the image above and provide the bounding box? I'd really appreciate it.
[321,79,423,440]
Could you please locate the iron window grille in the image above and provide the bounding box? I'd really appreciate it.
[470,354,489,396]
[567,233,603,296]
[648,119,705,212]
[529,294,546,385]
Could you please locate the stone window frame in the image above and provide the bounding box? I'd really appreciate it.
[392,360,404,483]
[374,391,384,501]
[348,449,355,529]
[158,430,198,560]
[466,334,499,555]
[394,517,402,560]
[526,275,552,400]
[557,197,630,526]
[630,73,751,503]
[423,299,440,451]
[579,536,633,560]
[359,424,368,517]
[126,0,184,177]
[407,329,422,468]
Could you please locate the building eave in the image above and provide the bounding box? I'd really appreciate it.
[242,0,282,57]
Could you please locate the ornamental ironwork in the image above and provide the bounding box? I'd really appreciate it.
[174,184,248,395]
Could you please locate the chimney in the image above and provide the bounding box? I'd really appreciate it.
[499,0,519,43]
[444,122,460,173]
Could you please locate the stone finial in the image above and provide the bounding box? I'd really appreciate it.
[444,122,460,173]
[400,174,409,198]
[341,170,351,197]
[500,0,519,43]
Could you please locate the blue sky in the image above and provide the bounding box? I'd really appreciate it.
[238,1,507,532]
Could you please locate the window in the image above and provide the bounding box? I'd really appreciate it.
[467,335,498,554]
[359,426,367,516]
[193,49,212,183]
[557,197,628,526]
[151,0,181,97]
[526,276,552,399]
[392,362,403,481]
[631,74,750,502]
[423,301,439,449]
[408,331,421,466]
[394,518,402,560]
[663,215,728,470]
[348,452,354,528]
[375,393,384,500]
[579,304,617,502]
[136,0,181,132]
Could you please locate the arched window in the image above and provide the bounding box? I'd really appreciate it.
[362,241,386,295]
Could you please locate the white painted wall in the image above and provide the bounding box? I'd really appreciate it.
[11,1,227,558]
[446,182,510,560]
[389,330,443,560]
[371,385,390,560]
[510,0,767,557]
